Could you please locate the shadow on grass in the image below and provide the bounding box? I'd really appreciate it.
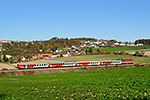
[0,94,6,99]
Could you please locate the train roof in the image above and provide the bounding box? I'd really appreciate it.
[18,62,75,65]
[49,62,75,63]
[100,60,122,61]
[76,61,100,62]
[18,63,49,65]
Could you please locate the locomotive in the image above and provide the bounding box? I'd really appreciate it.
[17,59,134,69]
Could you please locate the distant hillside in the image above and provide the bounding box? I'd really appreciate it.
[135,39,150,46]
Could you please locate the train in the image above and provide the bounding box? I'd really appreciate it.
[17,59,134,69]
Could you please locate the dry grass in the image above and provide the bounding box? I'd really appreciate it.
[0,63,16,70]
[1,53,150,70]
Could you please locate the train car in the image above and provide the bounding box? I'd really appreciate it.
[48,62,64,68]
[111,60,122,65]
[100,60,113,65]
[62,62,76,67]
[48,62,76,68]
[121,59,134,64]
[33,63,49,68]
[100,60,122,65]
[17,59,134,69]
[17,63,48,69]
[76,61,100,66]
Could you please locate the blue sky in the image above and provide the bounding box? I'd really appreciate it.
[0,0,150,42]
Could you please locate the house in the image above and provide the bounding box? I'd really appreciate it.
[136,43,143,46]
[111,44,115,48]
[55,50,63,53]
[32,54,52,59]
[120,43,126,46]
[127,43,135,46]
[114,43,119,46]
[21,56,26,62]
[1,55,12,59]
[32,55,39,59]
[100,44,106,47]
[72,45,76,48]
[65,46,70,49]
[51,54,60,58]
[63,53,70,57]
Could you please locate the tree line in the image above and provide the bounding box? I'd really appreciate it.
[135,39,150,46]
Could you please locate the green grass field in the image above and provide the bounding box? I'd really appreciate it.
[84,46,150,51]
[0,67,150,99]
[50,54,150,64]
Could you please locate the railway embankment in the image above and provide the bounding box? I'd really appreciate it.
[0,63,150,77]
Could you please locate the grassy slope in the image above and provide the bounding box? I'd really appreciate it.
[0,67,150,99]
[101,46,142,51]
[84,46,147,51]
[49,55,150,64]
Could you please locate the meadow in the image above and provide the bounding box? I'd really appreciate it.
[0,67,150,99]
[50,54,150,64]
[84,46,150,51]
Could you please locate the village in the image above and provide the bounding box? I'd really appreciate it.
[0,38,145,63]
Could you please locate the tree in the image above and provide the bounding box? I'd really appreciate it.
[88,48,93,54]
[8,57,13,64]
[85,49,87,55]
[17,55,21,62]
[3,55,8,62]
[97,48,100,52]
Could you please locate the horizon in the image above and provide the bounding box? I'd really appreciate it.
[0,37,149,43]
[0,0,150,42]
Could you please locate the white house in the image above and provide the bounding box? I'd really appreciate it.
[21,57,26,61]
[1,55,12,59]
[120,43,126,46]
[136,43,143,46]
[114,43,119,46]
[127,43,135,46]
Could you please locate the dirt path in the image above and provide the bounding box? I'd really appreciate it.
[0,59,61,70]
[126,49,150,57]
[0,63,16,70]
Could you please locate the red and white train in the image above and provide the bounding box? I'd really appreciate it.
[17,59,134,69]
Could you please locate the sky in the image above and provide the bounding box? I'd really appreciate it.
[0,0,150,42]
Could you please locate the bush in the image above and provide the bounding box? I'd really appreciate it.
[144,55,149,57]
[1,68,8,70]
[1,59,4,63]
